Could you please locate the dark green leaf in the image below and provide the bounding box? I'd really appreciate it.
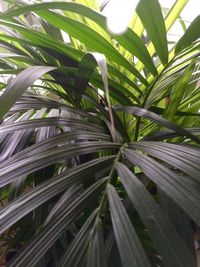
[0,157,114,234]
[129,141,200,181]
[0,117,105,136]
[8,178,107,267]
[0,2,156,77]
[164,60,196,120]
[36,9,147,85]
[137,0,168,64]
[87,218,107,267]
[124,148,200,226]
[114,106,200,144]
[0,66,56,119]
[116,162,196,267]
[143,128,200,141]
[43,184,81,225]
[176,16,200,53]
[59,209,98,267]
[107,184,151,267]
[75,53,98,96]
[0,142,120,188]
[0,130,110,168]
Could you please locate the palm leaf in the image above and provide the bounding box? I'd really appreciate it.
[0,1,199,266]
[116,162,196,267]
[107,184,151,267]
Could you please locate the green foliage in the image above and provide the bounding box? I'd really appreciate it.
[0,0,199,266]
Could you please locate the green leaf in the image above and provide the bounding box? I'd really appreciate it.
[137,0,168,64]
[107,184,151,267]
[86,218,107,267]
[164,60,196,120]
[43,185,81,225]
[0,117,105,136]
[129,141,200,181]
[0,2,157,77]
[104,229,115,261]
[176,15,200,54]
[36,9,147,85]
[0,109,35,163]
[0,28,84,62]
[8,178,107,267]
[114,106,200,144]
[0,1,199,266]
[75,53,98,96]
[159,189,196,258]
[113,30,158,76]
[0,157,114,234]
[116,162,196,267]
[75,52,115,133]
[0,130,110,168]
[0,142,120,188]
[59,209,98,267]
[91,74,139,105]
[124,148,200,227]
[0,66,56,119]
[143,128,200,141]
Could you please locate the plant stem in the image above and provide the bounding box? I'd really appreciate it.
[97,144,126,218]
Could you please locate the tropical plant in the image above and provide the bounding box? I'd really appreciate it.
[0,0,200,266]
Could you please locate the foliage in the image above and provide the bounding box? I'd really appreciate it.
[0,0,200,266]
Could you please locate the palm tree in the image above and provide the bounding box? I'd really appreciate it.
[0,0,200,266]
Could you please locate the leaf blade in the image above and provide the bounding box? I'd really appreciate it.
[0,157,114,234]
[124,148,200,227]
[0,66,55,119]
[116,162,196,267]
[107,184,151,267]
[8,178,107,267]
[137,0,168,64]
[176,15,200,54]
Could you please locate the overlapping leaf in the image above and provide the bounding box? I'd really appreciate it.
[116,162,196,267]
